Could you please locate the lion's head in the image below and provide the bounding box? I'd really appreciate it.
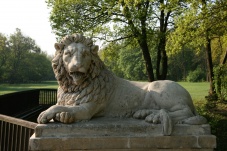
[52,34,105,93]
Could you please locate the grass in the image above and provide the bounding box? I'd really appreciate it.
[0,81,210,104]
[0,81,58,95]
[178,82,209,104]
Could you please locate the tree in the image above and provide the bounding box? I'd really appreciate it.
[99,39,147,81]
[99,42,124,78]
[0,33,9,81]
[21,52,54,82]
[7,29,42,83]
[47,0,187,81]
[168,47,206,81]
[118,46,147,81]
[167,0,227,97]
[0,29,54,83]
[212,35,227,101]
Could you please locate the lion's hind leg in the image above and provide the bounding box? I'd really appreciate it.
[133,109,153,119]
[166,104,207,125]
[178,115,207,125]
[145,109,173,135]
[133,109,173,135]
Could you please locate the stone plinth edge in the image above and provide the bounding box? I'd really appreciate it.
[29,117,216,151]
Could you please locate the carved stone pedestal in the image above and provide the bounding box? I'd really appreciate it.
[29,117,216,151]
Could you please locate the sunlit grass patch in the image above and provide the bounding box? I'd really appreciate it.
[178,82,209,105]
[0,81,58,95]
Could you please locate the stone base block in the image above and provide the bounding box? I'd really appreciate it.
[29,117,216,151]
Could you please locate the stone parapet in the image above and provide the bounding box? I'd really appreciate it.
[29,117,216,151]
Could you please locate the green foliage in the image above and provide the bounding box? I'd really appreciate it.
[186,68,206,82]
[195,102,227,151]
[214,65,227,102]
[168,47,206,81]
[0,29,54,83]
[118,47,147,81]
[167,0,227,99]
[99,40,147,81]
[167,0,227,54]
[196,103,225,129]
[46,0,190,81]
[20,53,54,82]
[99,43,124,77]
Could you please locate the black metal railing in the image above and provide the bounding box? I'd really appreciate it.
[39,89,57,105]
[0,89,57,117]
[0,90,39,116]
[0,89,57,151]
[0,114,37,151]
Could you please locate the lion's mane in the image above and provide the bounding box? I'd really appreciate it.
[52,34,114,106]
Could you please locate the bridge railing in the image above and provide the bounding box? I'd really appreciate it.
[0,89,57,117]
[0,114,37,151]
[39,89,57,105]
[0,89,57,151]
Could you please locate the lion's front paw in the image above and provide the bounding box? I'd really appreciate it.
[54,112,75,123]
[37,110,55,124]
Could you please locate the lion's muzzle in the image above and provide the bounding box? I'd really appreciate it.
[69,71,86,85]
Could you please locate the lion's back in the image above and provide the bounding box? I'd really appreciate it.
[146,80,195,112]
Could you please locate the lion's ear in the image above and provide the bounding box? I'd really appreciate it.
[91,45,99,54]
[54,43,64,53]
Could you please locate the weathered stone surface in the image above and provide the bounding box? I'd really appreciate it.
[29,135,215,151]
[37,33,207,136]
[29,117,216,151]
[35,117,211,137]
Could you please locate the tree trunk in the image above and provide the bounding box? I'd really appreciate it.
[216,48,227,96]
[156,35,168,80]
[137,38,155,82]
[206,37,216,95]
[156,4,169,80]
[122,3,155,82]
[222,48,227,65]
[156,0,171,80]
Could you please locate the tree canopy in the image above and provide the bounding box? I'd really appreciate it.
[0,29,54,83]
[46,0,227,100]
[99,39,147,81]
[47,0,188,81]
[167,0,227,96]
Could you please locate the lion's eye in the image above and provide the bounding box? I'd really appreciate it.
[81,49,88,57]
[82,52,86,57]
[64,51,71,56]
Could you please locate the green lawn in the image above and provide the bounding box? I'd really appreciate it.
[0,81,209,104]
[178,82,209,104]
[0,81,58,95]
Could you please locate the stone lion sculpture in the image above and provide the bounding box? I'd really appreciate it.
[38,33,207,135]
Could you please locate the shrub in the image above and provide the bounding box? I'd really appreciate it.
[186,68,206,82]
[214,65,227,102]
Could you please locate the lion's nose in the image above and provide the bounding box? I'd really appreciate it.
[75,62,82,68]
[69,62,81,72]
[73,56,82,68]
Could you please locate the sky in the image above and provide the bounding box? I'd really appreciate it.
[0,0,57,55]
